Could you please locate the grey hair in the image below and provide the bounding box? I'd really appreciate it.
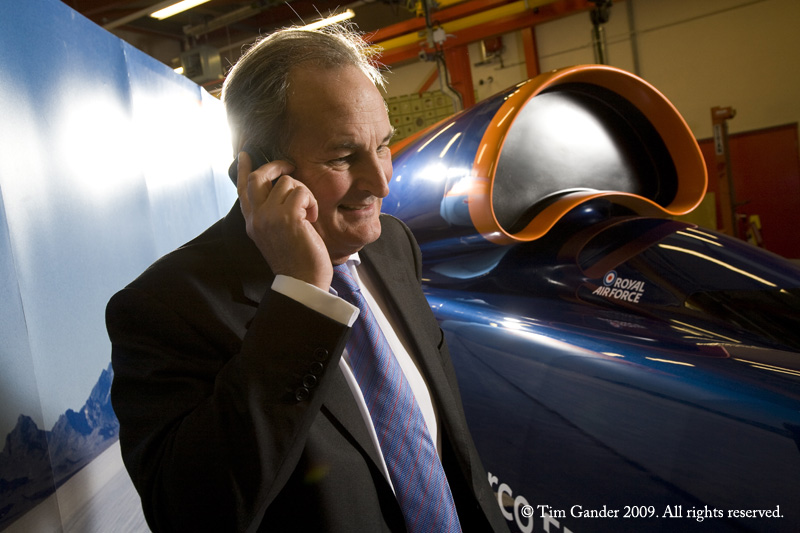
[222,23,385,160]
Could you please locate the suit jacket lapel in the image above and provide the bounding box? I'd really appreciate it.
[320,370,387,471]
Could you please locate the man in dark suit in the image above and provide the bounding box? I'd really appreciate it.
[107,25,508,533]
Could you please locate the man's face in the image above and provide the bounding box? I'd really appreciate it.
[284,65,394,264]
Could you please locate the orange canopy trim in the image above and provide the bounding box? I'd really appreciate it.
[468,65,707,245]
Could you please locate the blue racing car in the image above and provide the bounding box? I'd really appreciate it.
[385,65,800,533]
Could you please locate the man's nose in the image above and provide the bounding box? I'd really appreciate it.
[356,155,391,198]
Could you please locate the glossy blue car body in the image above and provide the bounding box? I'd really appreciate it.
[384,66,800,533]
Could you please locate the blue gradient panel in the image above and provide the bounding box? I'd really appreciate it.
[0,0,235,529]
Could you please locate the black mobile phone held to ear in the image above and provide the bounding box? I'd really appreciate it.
[227,144,270,185]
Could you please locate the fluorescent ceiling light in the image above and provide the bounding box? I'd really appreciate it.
[150,0,213,20]
[299,9,355,31]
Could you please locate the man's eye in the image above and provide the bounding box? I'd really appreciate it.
[329,155,352,166]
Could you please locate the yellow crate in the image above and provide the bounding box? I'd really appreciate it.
[387,99,402,116]
[408,94,423,114]
[433,93,449,108]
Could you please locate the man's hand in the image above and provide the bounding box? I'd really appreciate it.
[237,152,333,290]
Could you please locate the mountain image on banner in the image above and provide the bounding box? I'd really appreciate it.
[0,363,119,530]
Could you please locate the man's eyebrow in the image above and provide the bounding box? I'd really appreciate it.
[328,129,396,151]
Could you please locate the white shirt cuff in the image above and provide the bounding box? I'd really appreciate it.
[271,274,358,327]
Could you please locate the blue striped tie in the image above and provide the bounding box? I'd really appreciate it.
[332,263,462,532]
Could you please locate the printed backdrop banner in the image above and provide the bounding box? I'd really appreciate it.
[0,0,237,530]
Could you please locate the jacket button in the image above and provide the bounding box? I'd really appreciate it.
[294,387,310,402]
[313,348,329,361]
[303,374,318,388]
[309,362,324,375]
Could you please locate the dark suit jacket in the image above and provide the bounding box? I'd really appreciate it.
[107,202,508,533]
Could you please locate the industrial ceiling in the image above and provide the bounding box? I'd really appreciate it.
[64,0,600,90]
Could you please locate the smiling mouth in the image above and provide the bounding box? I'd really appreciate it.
[339,200,377,211]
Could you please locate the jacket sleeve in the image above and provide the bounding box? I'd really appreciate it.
[107,282,350,532]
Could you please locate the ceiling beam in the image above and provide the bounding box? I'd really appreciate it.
[373,0,598,65]
[368,0,516,42]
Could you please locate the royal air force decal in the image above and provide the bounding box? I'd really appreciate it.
[592,270,646,303]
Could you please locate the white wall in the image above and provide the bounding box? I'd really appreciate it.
[628,0,800,138]
[382,36,530,104]
[470,34,530,102]
[383,60,438,96]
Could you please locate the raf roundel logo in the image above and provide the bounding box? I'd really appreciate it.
[603,270,618,286]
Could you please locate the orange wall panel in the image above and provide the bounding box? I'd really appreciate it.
[699,124,800,259]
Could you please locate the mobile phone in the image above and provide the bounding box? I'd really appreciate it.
[227,144,271,185]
